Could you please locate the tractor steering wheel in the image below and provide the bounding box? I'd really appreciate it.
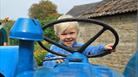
[38,18,119,58]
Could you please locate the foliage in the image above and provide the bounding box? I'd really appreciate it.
[34,41,47,66]
[28,0,59,20]
[34,15,60,66]
[40,16,59,41]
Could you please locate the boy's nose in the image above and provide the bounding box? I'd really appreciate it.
[66,34,72,38]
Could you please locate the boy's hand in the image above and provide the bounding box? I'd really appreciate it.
[105,44,113,49]
[104,44,115,52]
[56,59,64,63]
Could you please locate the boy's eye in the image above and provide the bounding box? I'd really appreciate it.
[69,32,75,35]
[61,33,67,35]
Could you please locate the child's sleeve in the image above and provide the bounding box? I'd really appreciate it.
[42,45,59,68]
[82,44,106,56]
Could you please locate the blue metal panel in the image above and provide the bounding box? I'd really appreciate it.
[123,51,138,77]
[34,62,124,77]
[48,62,123,77]
[0,46,18,77]
[34,52,124,77]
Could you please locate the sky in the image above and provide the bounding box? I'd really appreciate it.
[0,0,102,20]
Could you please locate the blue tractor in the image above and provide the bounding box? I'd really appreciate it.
[0,18,137,77]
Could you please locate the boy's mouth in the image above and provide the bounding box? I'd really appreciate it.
[63,38,74,42]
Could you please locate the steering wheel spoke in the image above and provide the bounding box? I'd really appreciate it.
[78,27,107,53]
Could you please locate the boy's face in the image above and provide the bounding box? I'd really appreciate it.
[58,28,78,47]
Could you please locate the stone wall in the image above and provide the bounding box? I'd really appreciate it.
[78,12,137,72]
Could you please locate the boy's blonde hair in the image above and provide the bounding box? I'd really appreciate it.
[54,15,79,35]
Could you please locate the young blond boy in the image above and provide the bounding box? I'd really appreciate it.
[43,15,113,67]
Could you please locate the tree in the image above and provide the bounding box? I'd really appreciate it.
[28,0,60,20]
[28,0,61,66]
